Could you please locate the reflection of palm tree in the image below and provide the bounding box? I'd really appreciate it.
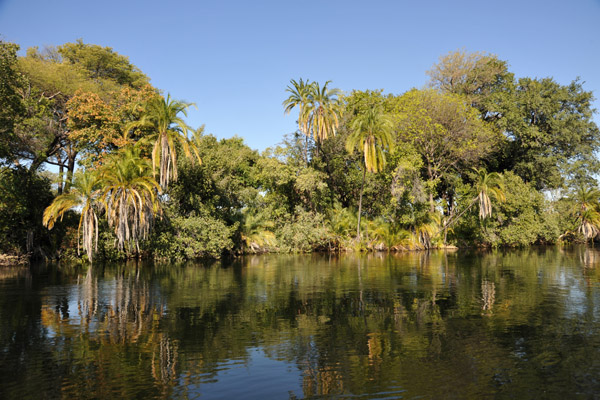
[78,267,98,324]
[345,105,394,239]
[127,94,200,190]
[100,147,161,252]
[43,170,101,262]
[481,279,496,312]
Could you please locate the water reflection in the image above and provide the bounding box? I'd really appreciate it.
[0,248,599,398]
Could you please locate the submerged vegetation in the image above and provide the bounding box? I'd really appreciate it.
[1,40,600,261]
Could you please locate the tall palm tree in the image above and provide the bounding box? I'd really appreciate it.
[345,105,394,239]
[127,94,200,190]
[572,184,600,243]
[100,147,161,253]
[43,170,101,262]
[308,81,343,144]
[282,78,313,164]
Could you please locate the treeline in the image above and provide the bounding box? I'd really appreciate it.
[0,41,599,261]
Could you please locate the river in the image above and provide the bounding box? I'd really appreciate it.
[1,247,599,398]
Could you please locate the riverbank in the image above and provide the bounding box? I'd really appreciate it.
[0,254,29,266]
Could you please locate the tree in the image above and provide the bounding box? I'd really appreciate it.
[283,78,313,164]
[307,81,343,144]
[100,147,161,253]
[0,167,53,255]
[428,50,600,190]
[0,41,25,164]
[66,85,157,169]
[394,89,498,211]
[437,168,505,243]
[346,105,394,238]
[58,40,149,88]
[43,170,101,262]
[127,94,200,190]
[427,49,511,112]
[473,168,505,220]
[507,77,600,189]
[571,185,600,243]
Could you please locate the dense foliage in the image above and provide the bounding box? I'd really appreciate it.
[1,41,599,261]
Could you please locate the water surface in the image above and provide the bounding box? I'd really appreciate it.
[1,248,600,398]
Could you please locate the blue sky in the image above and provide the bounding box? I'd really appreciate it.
[1,0,599,151]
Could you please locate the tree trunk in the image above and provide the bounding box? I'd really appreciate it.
[433,196,478,239]
[304,132,309,167]
[427,164,435,212]
[429,191,435,213]
[64,150,77,193]
[356,167,366,239]
[57,163,64,195]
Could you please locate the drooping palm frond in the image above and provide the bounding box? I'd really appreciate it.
[473,168,505,220]
[99,147,161,253]
[43,170,101,262]
[346,106,394,173]
[571,184,600,242]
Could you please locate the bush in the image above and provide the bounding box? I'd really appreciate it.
[151,214,237,260]
[275,207,332,252]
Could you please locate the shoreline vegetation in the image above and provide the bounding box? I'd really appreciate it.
[1,41,600,264]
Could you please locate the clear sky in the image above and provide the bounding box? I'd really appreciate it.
[1,0,599,151]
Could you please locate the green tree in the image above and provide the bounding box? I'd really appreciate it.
[11,43,152,192]
[0,41,25,164]
[127,94,200,190]
[346,105,394,238]
[394,89,498,211]
[58,40,149,88]
[43,170,101,261]
[507,77,600,189]
[428,50,600,190]
[0,167,54,255]
[427,49,511,113]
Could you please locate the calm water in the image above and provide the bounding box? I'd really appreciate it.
[1,248,600,399]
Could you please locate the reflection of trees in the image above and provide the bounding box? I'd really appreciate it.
[1,248,600,398]
[36,264,179,397]
[481,280,495,312]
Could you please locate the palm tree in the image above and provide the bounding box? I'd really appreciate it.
[43,170,101,262]
[435,168,505,240]
[473,168,505,219]
[240,211,276,253]
[127,94,200,190]
[572,184,600,243]
[345,105,394,239]
[100,147,161,253]
[308,81,343,144]
[283,78,313,164]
